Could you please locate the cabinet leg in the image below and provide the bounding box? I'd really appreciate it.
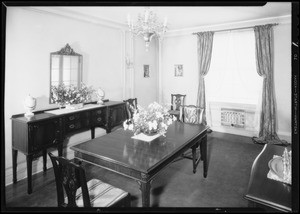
[91,127,95,139]
[26,155,33,194]
[43,150,47,172]
[12,149,18,184]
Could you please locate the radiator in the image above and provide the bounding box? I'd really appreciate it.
[221,108,245,128]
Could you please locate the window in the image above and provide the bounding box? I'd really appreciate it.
[205,30,262,129]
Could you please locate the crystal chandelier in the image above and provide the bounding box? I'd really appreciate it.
[127,7,168,51]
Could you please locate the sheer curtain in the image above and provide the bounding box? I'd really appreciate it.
[205,30,263,132]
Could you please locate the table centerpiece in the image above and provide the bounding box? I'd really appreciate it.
[123,102,176,141]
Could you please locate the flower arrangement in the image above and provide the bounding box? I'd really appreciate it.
[50,83,94,106]
[123,102,176,136]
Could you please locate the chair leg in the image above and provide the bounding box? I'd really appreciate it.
[192,146,197,173]
[199,141,203,161]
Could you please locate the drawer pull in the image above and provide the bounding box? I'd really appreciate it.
[69,124,75,129]
[97,110,102,114]
[97,118,102,122]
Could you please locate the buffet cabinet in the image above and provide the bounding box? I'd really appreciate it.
[11,101,127,194]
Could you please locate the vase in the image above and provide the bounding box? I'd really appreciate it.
[131,132,161,142]
[65,103,84,110]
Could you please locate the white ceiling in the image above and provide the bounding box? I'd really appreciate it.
[34,2,291,31]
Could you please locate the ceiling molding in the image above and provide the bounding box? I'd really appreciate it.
[165,15,292,37]
[26,7,128,30]
[24,7,291,36]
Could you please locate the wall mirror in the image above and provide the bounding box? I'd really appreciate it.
[49,43,83,103]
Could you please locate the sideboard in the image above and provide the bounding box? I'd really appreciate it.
[11,101,127,194]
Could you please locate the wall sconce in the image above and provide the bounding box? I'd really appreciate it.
[125,55,134,69]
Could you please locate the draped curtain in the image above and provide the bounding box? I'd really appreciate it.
[196,32,214,126]
[252,24,287,145]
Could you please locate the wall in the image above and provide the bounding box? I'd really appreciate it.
[4,7,125,185]
[273,22,292,140]
[133,36,159,108]
[161,35,198,107]
[161,17,292,142]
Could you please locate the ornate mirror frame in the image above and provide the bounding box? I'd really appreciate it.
[49,44,83,104]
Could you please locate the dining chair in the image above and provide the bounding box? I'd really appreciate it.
[179,105,204,173]
[123,98,138,119]
[48,152,131,207]
[169,94,186,120]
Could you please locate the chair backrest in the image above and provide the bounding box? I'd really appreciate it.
[48,152,91,207]
[123,98,138,119]
[171,94,186,111]
[180,105,204,124]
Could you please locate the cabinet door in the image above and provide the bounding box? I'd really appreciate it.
[107,103,127,131]
[28,118,62,153]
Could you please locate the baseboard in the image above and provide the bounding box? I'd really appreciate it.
[278,131,292,143]
[210,126,257,137]
[211,126,292,143]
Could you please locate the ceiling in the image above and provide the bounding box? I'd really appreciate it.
[34,2,291,31]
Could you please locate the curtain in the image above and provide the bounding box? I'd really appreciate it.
[196,31,214,126]
[252,24,287,145]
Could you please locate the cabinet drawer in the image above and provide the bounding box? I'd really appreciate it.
[64,112,90,134]
[91,109,106,126]
[66,121,82,132]
[66,113,80,122]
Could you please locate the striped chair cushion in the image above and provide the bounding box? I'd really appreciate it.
[66,178,129,207]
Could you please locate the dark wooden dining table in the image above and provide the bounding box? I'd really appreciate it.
[244,144,292,212]
[70,121,209,207]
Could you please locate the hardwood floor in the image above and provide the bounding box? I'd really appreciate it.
[4,131,264,210]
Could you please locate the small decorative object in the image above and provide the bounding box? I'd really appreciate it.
[50,83,94,109]
[123,102,176,141]
[174,64,183,77]
[24,94,36,117]
[282,148,292,184]
[267,148,291,185]
[96,88,105,105]
[144,65,150,78]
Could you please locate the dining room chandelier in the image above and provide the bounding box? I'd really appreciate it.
[127,7,168,51]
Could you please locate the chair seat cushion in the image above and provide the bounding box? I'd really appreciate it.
[67,179,129,207]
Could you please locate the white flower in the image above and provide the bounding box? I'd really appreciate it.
[156,111,163,118]
[128,124,134,130]
[161,122,167,129]
[152,120,158,130]
[167,118,173,125]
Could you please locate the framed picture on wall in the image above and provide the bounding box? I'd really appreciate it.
[174,64,183,77]
[144,65,150,78]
